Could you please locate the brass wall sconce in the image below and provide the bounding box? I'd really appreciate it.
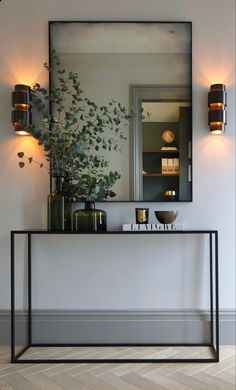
[208,84,227,134]
[12,84,32,135]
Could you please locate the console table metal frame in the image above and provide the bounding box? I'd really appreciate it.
[11,230,219,363]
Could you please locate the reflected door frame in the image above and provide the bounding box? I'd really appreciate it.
[130,85,192,201]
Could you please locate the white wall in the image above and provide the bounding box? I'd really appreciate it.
[0,0,235,311]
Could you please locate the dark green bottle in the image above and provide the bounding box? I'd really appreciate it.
[73,201,107,232]
[48,177,72,231]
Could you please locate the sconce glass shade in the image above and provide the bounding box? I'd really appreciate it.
[208,84,227,134]
[12,84,32,135]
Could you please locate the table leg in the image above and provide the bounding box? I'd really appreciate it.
[10,232,15,363]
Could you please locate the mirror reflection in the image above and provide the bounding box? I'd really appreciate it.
[50,21,192,201]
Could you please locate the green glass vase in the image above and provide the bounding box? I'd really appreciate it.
[73,201,107,232]
[48,177,72,231]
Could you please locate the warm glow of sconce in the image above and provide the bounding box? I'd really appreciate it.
[208,84,227,134]
[15,130,31,136]
[209,103,224,110]
[12,84,32,135]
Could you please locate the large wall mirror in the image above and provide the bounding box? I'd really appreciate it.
[50,21,192,202]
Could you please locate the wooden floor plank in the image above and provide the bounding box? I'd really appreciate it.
[110,363,148,377]
[3,372,41,390]
[0,363,60,378]
[193,371,235,390]
[0,377,15,389]
[203,356,235,375]
[122,372,167,390]
[23,363,78,377]
[74,372,117,390]
[94,372,140,390]
[177,346,236,376]
[144,372,192,390]
[168,372,215,390]
[86,363,124,377]
[27,372,65,390]
[215,371,236,385]
[47,372,91,390]
[224,365,236,375]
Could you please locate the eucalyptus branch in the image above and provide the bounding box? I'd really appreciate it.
[18,50,134,200]
[17,152,49,171]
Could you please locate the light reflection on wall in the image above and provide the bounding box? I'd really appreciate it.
[196,134,232,169]
[6,56,47,88]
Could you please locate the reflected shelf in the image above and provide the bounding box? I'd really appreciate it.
[143,173,179,177]
[143,150,179,154]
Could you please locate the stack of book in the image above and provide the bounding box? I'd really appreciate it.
[122,224,184,231]
[161,158,179,174]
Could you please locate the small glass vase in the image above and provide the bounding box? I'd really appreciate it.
[73,201,107,232]
[48,177,72,231]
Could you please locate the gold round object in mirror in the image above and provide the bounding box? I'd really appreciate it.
[161,130,175,144]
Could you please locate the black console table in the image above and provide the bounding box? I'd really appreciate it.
[11,230,219,363]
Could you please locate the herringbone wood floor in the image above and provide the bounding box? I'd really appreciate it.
[0,346,235,389]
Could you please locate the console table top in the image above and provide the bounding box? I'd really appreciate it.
[11,229,218,234]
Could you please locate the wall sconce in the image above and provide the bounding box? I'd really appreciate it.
[12,84,32,135]
[208,84,227,134]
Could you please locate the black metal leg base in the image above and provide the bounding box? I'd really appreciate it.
[11,343,219,364]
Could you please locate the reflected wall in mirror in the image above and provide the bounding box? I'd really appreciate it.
[50,21,192,201]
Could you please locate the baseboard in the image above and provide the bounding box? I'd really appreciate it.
[1,309,235,345]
